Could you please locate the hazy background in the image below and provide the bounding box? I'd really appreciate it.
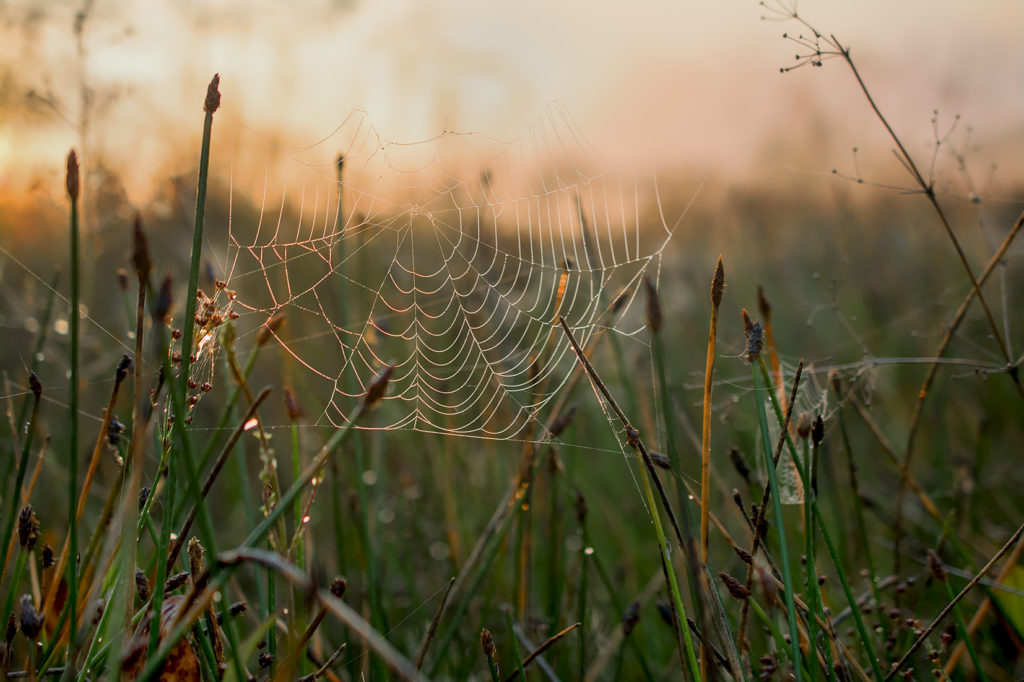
[1,0,1022,209]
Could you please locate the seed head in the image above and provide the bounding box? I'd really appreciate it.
[18,506,38,551]
[204,74,221,114]
[4,614,15,645]
[152,274,173,325]
[719,572,751,600]
[135,569,150,601]
[927,550,947,583]
[575,491,588,524]
[648,451,672,470]
[283,387,303,421]
[66,150,79,201]
[164,571,189,594]
[733,546,753,565]
[28,372,42,400]
[811,415,824,447]
[796,413,812,440]
[756,283,771,319]
[622,600,641,636]
[548,405,577,437]
[364,364,395,408]
[742,309,763,362]
[41,544,54,568]
[711,256,725,307]
[643,276,662,334]
[257,313,285,347]
[480,628,497,662]
[330,576,347,599]
[132,214,151,284]
[19,595,41,640]
[115,354,132,386]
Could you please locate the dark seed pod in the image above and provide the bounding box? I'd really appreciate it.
[135,569,150,601]
[811,415,825,447]
[364,364,395,408]
[648,451,672,470]
[742,310,763,362]
[481,627,497,663]
[66,150,79,201]
[19,595,42,640]
[330,577,347,599]
[18,506,38,551]
[927,550,947,583]
[204,74,221,114]
[719,572,750,600]
[29,372,42,400]
[643,276,662,334]
[711,257,725,307]
[622,600,641,637]
[41,544,54,568]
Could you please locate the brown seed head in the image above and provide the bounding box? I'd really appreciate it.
[204,74,221,114]
[548,405,577,437]
[188,536,205,574]
[796,413,812,440]
[66,150,79,201]
[364,364,395,408]
[719,572,751,600]
[575,491,588,524]
[829,369,843,396]
[132,214,151,284]
[283,387,303,421]
[135,569,150,601]
[19,595,41,640]
[28,372,42,400]
[152,274,173,325]
[480,628,497,661]
[4,614,15,645]
[164,571,189,594]
[643,276,662,334]
[927,550,947,583]
[756,283,771,319]
[330,576,347,599]
[811,415,824,447]
[648,451,672,470]
[41,544,54,568]
[733,546,753,565]
[18,506,38,551]
[257,312,286,347]
[622,600,641,636]
[742,309,763,362]
[729,446,750,484]
[711,256,725,307]
[115,354,132,386]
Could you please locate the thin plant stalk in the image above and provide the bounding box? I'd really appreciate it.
[177,74,220,401]
[65,148,81,675]
[757,360,884,681]
[558,318,701,681]
[702,257,724,562]
[750,354,803,681]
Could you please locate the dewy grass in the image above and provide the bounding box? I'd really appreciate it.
[559,317,701,681]
[746,312,803,682]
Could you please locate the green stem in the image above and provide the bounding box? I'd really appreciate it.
[751,360,802,681]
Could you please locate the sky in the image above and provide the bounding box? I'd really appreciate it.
[1,0,1022,204]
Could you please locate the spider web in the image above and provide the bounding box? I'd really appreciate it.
[220,104,673,440]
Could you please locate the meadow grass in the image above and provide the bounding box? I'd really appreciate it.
[1,9,1023,682]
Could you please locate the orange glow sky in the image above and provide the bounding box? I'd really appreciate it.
[1,0,1022,204]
